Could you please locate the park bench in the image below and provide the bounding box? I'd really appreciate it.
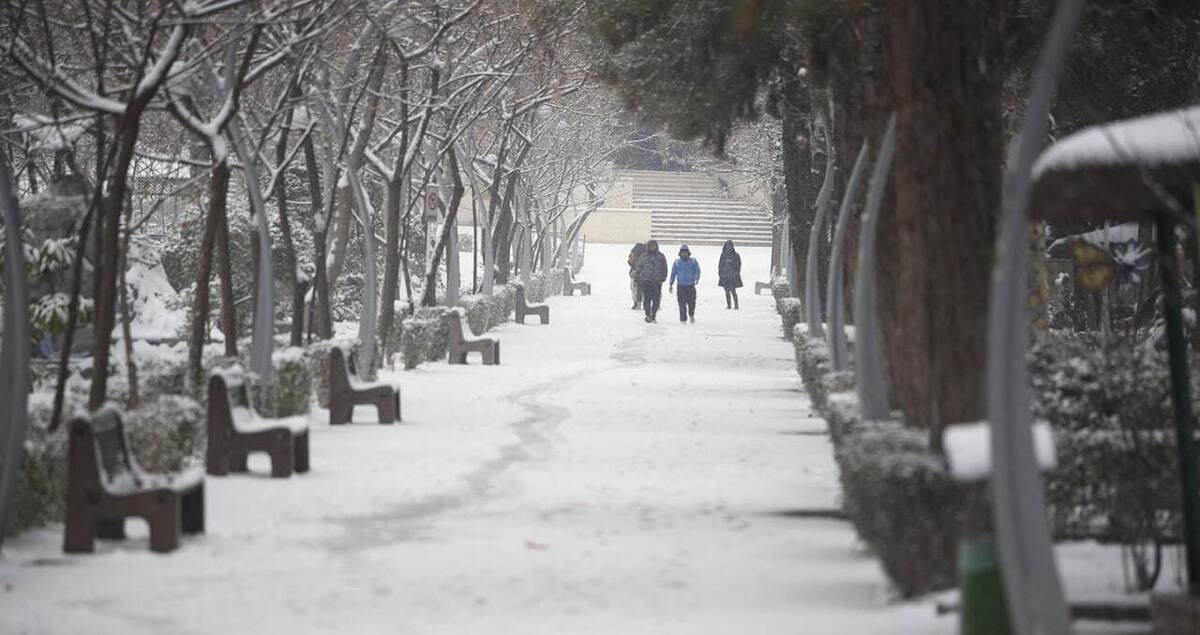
[328,345,401,425]
[563,267,591,296]
[206,368,310,478]
[514,284,550,325]
[448,309,500,365]
[63,406,205,554]
[754,281,772,295]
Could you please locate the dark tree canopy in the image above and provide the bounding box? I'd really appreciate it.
[588,0,798,154]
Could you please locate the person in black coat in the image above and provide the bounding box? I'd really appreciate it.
[634,240,668,322]
[717,240,743,310]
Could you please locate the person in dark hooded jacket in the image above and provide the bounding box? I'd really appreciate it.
[717,240,743,309]
[634,240,668,322]
[627,242,646,310]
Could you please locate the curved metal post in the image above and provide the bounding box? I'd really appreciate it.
[805,154,837,338]
[986,1,1084,632]
[853,117,896,420]
[826,141,869,370]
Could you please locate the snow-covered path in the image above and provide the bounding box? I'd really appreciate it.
[0,244,950,634]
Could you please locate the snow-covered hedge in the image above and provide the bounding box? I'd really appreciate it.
[306,337,361,408]
[791,331,986,597]
[1030,334,1188,589]
[6,385,203,538]
[400,306,455,370]
[771,277,790,311]
[778,298,803,340]
[252,347,312,418]
[835,420,990,597]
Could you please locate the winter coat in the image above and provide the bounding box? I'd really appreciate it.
[628,243,646,277]
[670,257,701,286]
[718,248,743,288]
[635,250,668,285]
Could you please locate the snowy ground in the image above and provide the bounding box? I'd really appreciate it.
[0,244,1147,634]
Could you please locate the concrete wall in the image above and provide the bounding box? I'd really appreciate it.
[581,207,651,245]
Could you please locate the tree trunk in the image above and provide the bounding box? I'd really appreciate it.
[275,90,303,347]
[187,160,229,394]
[780,89,818,300]
[302,134,332,339]
[882,0,1008,449]
[421,149,465,307]
[213,163,238,358]
[119,192,138,409]
[87,115,144,410]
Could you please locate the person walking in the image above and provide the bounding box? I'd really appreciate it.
[717,240,743,309]
[628,242,646,310]
[669,244,701,324]
[635,240,668,323]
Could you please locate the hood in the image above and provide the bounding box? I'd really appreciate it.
[646,240,659,252]
[722,240,735,253]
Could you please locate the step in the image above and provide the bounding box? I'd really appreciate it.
[650,214,771,224]
[650,237,772,247]
[651,224,773,234]
[643,205,763,214]
[632,197,760,206]
[651,213,771,224]
[619,170,719,181]
[635,203,764,213]
[649,229,772,237]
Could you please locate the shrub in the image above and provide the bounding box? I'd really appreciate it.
[6,385,203,538]
[457,294,491,336]
[778,298,802,340]
[835,420,990,597]
[251,347,312,417]
[1030,334,1187,590]
[306,338,360,408]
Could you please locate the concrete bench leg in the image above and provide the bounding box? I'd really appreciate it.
[269,431,295,478]
[230,449,249,473]
[294,434,310,474]
[181,487,205,534]
[148,496,181,553]
[63,512,95,554]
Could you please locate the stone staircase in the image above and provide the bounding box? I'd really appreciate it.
[620,170,772,247]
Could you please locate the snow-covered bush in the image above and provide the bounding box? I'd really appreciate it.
[6,387,202,538]
[1030,334,1186,589]
[250,347,312,418]
[400,318,439,370]
[494,284,516,324]
[771,277,790,309]
[414,306,453,361]
[778,298,802,340]
[791,329,986,597]
[306,337,361,408]
[526,273,547,303]
[835,420,990,597]
[457,294,492,335]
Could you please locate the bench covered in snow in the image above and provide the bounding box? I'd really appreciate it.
[514,284,549,325]
[64,406,205,554]
[448,308,500,365]
[754,281,771,295]
[563,267,591,296]
[328,346,400,425]
[207,368,310,478]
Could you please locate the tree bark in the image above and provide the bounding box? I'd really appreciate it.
[421,149,465,307]
[881,0,1009,449]
[187,160,229,394]
[213,164,238,358]
[87,114,145,410]
[302,133,331,339]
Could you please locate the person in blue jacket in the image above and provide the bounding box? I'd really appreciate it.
[669,244,701,323]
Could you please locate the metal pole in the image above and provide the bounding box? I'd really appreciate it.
[1157,212,1200,593]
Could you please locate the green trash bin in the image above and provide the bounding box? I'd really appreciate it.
[959,536,1013,635]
